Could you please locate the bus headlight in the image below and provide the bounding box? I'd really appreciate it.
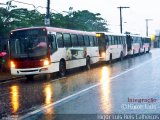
[10,61,16,68]
[43,60,50,66]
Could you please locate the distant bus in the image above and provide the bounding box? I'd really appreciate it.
[9,27,99,80]
[142,36,151,53]
[96,32,127,63]
[126,34,143,55]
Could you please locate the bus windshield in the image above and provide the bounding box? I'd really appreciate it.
[9,36,48,59]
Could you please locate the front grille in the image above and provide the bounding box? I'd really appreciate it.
[16,60,43,69]
[20,69,39,72]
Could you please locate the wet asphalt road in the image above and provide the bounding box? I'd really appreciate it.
[1,49,160,120]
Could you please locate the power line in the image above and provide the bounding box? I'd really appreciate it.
[0,0,59,13]
[10,0,36,8]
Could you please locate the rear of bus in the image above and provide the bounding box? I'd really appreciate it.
[96,32,127,62]
[142,37,151,53]
[126,34,142,55]
[9,27,51,78]
[96,33,107,61]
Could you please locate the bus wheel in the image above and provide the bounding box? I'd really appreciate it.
[147,48,150,53]
[109,54,112,64]
[46,73,51,80]
[86,57,91,70]
[120,52,123,61]
[25,75,34,80]
[133,50,135,57]
[138,49,141,55]
[59,60,66,77]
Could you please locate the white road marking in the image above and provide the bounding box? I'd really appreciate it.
[19,56,160,119]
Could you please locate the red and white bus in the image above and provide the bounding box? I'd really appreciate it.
[96,32,127,63]
[9,27,99,80]
[142,36,151,53]
[126,34,143,55]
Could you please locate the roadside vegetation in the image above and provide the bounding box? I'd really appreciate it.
[0,1,108,38]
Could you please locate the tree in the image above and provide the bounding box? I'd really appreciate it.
[0,2,109,38]
[0,1,17,38]
[56,9,108,31]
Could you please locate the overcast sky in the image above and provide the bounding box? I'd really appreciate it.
[1,0,160,36]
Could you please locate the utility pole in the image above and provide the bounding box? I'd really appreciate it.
[45,0,50,26]
[145,19,152,36]
[117,6,130,34]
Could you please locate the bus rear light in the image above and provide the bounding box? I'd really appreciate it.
[96,33,101,37]
[10,61,16,68]
[101,52,106,58]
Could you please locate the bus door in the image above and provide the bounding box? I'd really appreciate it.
[96,33,106,58]
[126,35,132,52]
[48,33,57,58]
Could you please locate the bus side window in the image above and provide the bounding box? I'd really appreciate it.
[108,36,112,45]
[133,37,137,43]
[119,36,122,44]
[89,36,94,46]
[49,35,57,53]
[78,35,84,46]
[142,38,144,44]
[125,37,127,44]
[71,34,78,47]
[93,36,97,46]
[122,37,124,44]
[84,35,90,46]
[113,36,116,45]
[120,37,122,44]
[56,33,64,48]
[118,36,119,44]
[105,36,109,45]
[111,36,113,45]
[93,36,98,46]
[117,36,121,44]
[110,36,113,45]
[124,37,126,44]
[115,36,118,45]
[116,36,119,45]
[63,33,71,47]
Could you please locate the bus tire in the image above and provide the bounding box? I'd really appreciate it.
[25,75,34,80]
[143,48,146,54]
[46,73,51,80]
[120,52,123,61]
[59,60,66,77]
[138,49,141,55]
[86,57,91,70]
[133,50,135,57]
[147,48,150,53]
[109,54,112,64]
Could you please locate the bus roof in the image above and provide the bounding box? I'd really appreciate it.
[10,26,96,36]
[96,32,126,37]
